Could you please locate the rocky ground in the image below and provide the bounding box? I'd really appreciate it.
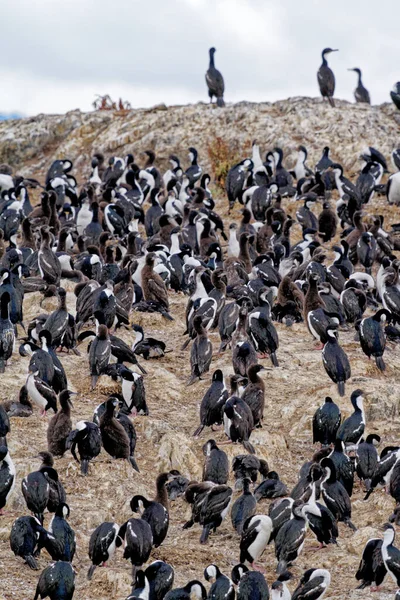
[1,99,400,600]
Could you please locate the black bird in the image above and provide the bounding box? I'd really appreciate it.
[44,502,76,561]
[391,83,400,110]
[89,324,111,390]
[357,232,377,274]
[66,420,101,475]
[199,484,232,544]
[232,455,269,491]
[33,561,75,600]
[382,523,400,586]
[0,445,15,514]
[275,501,308,573]
[348,68,371,104]
[317,48,338,107]
[0,404,10,446]
[359,309,390,371]
[291,569,331,600]
[21,467,50,524]
[193,369,228,437]
[231,564,269,600]
[204,564,234,600]
[38,451,66,514]
[304,468,338,548]
[130,472,171,547]
[187,316,213,385]
[185,148,202,188]
[320,457,356,530]
[321,326,351,397]
[224,396,255,454]
[254,471,288,501]
[231,478,257,535]
[336,389,365,445]
[118,517,153,580]
[100,397,140,472]
[355,537,386,590]
[205,48,225,108]
[329,439,354,496]
[312,397,341,446]
[0,291,14,373]
[202,439,229,485]
[356,434,380,490]
[225,159,253,211]
[87,521,120,580]
[138,561,175,600]
[10,515,51,570]
[43,288,69,348]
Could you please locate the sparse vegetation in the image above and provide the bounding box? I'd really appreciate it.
[207,136,251,190]
[92,95,132,111]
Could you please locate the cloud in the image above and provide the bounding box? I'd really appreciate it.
[0,0,398,115]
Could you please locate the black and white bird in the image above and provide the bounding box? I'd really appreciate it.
[33,561,75,600]
[204,564,234,600]
[0,445,15,514]
[336,389,365,445]
[66,420,102,475]
[193,370,228,437]
[359,309,390,371]
[25,370,58,415]
[382,524,400,587]
[87,521,120,580]
[317,48,338,107]
[45,502,76,562]
[205,48,225,108]
[291,569,331,600]
[275,501,308,573]
[164,580,207,600]
[321,326,351,397]
[320,457,356,531]
[10,515,51,570]
[271,572,292,600]
[231,563,269,600]
[348,68,371,104]
[239,514,273,568]
[355,537,386,590]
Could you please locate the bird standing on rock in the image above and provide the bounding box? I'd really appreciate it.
[206,48,225,107]
[317,48,338,107]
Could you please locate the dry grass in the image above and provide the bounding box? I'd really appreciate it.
[1,188,400,600]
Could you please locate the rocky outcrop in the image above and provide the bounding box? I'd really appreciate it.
[1,98,400,180]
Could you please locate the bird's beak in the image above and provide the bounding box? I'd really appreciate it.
[332,49,339,52]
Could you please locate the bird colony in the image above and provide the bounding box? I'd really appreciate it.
[1,64,400,600]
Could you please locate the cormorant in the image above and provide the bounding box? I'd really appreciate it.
[348,68,371,104]
[317,48,338,107]
[206,48,225,108]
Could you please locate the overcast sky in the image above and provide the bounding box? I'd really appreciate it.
[1,0,399,116]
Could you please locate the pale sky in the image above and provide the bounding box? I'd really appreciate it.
[1,0,399,116]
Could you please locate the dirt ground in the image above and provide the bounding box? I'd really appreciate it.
[1,188,400,600]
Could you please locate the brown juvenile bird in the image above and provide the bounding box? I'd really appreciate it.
[241,365,265,428]
[100,397,139,472]
[304,272,325,321]
[188,316,213,386]
[47,390,75,457]
[141,252,172,318]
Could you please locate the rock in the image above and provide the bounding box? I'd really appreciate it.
[157,431,202,479]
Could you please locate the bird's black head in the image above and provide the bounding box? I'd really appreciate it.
[55,502,70,519]
[212,369,224,383]
[322,47,338,55]
[209,47,216,55]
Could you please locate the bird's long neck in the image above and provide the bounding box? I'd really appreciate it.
[358,71,362,86]
[322,51,328,66]
[209,52,215,69]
